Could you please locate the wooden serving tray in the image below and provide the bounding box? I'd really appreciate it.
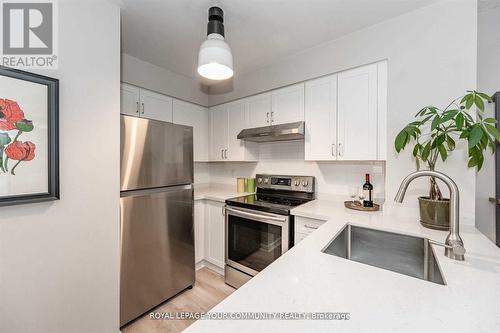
[344,201,380,212]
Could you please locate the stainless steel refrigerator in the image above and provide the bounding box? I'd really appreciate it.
[120,115,195,327]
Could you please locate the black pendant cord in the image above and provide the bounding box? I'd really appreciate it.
[207,6,225,37]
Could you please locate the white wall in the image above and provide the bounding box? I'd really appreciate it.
[0,1,121,333]
[194,162,211,184]
[121,53,209,106]
[207,141,385,199]
[208,0,478,224]
[475,4,500,242]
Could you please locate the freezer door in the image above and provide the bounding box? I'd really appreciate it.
[120,115,193,191]
[120,185,195,326]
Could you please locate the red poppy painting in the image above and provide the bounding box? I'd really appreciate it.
[0,98,36,175]
[0,67,59,207]
[0,99,25,131]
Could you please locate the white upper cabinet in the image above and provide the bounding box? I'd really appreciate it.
[209,104,228,161]
[245,92,272,128]
[337,63,378,160]
[271,83,305,125]
[120,83,173,122]
[120,83,140,116]
[226,100,248,161]
[139,89,173,122]
[172,99,209,162]
[245,86,305,128]
[304,61,387,161]
[305,75,337,161]
[209,101,257,162]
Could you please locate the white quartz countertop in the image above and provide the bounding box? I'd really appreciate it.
[185,198,500,333]
[194,183,252,202]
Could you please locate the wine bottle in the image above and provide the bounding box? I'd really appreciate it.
[363,174,373,207]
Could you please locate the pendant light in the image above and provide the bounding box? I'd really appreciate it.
[197,7,233,80]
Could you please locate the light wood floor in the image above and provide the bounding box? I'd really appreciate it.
[121,267,235,333]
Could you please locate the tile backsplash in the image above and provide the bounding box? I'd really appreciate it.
[195,141,386,200]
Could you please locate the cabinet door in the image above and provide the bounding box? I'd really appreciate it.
[294,216,326,245]
[271,83,305,125]
[245,92,272,128]
[140,89,173,122]
[173,99,209,162]
[226,100,247,161]
[337,63,378,160]
[120,83,140,116]
[209,104,228,161]
[204,201,225,268]
[377,61,388,160]
[304,75,337,161]
[194,200,205,264]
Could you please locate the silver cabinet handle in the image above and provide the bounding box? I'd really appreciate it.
[141,102,145,114]
[271,111,274,124]
[221,149,224,159]
[304,224,319,230]
[224,149,227,159]
[266,112,270,123]
[331,143,336,157]
[338,143,343,157]
[136,101,139,113]
[489,197,500,205]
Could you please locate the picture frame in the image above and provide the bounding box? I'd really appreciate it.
[0,66,59,206]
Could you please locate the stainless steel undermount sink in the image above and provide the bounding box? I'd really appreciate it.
[322,224,446,285]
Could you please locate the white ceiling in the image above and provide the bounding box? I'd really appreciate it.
[121,0,439,81]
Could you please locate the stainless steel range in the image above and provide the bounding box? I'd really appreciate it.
[224,174,315,288]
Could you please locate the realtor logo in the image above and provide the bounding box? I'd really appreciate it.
[1,0,58,68]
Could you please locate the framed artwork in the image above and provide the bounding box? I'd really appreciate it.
[0,66,59,206]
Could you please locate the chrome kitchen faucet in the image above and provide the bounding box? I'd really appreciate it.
[394,170,466,261]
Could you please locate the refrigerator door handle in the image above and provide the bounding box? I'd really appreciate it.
[120,184,193,197]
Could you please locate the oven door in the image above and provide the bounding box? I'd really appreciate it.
[225,206,289,276]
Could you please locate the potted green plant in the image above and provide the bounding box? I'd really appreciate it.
[394,91,500,230]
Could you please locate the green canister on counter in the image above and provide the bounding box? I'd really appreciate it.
[246,178,256,193]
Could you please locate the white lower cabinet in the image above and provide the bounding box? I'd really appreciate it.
[194,200,225,270]
[294,216,326,245]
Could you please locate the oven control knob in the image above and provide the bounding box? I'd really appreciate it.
[294,180,299,186]
[264,178,269,184]
[257,177,262,184]
[302,180,308,187]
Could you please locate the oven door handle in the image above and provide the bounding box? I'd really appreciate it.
[225,207,287,222]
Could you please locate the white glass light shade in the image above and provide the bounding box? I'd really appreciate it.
[197,33,233,80]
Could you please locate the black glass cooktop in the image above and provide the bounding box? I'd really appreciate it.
[226,192,313,215]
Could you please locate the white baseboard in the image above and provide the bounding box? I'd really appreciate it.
[195,259,225,276]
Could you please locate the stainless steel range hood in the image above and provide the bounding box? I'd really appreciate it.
[237,121,305,142]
